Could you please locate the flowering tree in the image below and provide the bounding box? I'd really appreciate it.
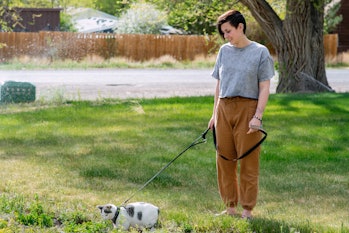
[116,2,167,34]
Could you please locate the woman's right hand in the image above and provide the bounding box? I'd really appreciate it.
[208,116,215,130]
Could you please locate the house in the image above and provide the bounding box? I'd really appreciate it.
[67,8,118,33]
[11,8,62,32]
[333,0,349,52]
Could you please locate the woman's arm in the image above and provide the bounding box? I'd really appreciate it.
[208,80,220,130]
[247,79,270,134]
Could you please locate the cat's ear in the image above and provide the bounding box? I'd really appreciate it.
[97,205,104,210]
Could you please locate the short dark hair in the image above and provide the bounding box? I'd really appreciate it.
[217,10,246,38]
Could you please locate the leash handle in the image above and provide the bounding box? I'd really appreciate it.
[213,126,267,161]
[235,128,267,161]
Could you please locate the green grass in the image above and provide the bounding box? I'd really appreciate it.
[0,94,348,232]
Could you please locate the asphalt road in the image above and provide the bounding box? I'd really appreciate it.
[0,68,347,101]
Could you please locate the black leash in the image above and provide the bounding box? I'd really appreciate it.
[121,128,210,205]
[213,126,267,161]
[121,126,267,205]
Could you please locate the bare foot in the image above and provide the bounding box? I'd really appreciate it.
[226,207,237,216]
[241,209,252,219]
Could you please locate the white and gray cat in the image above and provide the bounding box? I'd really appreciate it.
[97,202,159,231]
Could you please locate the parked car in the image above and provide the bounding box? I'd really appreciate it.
[160,25,184,35]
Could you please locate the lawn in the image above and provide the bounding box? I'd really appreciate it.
[0,93,348,232]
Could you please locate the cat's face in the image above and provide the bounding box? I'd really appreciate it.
[97,204,117,220]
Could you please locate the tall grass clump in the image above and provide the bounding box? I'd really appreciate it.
[326,51,349,67]
[0,94,348,232]
[0,52,347,70]
[0,55,217,70]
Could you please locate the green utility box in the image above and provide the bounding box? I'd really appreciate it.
[0,81,36,103]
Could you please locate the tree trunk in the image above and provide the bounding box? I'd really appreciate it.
[240,0,334,93]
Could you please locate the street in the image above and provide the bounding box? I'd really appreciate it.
[0,68,347,100]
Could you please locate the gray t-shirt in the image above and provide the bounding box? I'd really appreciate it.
[211,41,275,99]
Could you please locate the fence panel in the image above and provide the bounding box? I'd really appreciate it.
[323,34,338,59]
[0,32,218,62]
[0,32,338,62]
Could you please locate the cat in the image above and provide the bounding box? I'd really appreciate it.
[97,202,159,231]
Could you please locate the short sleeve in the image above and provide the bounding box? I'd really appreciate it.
[258,49,275,82]
[211,47,222,80]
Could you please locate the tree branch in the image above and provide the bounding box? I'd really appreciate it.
[240,0,284,48]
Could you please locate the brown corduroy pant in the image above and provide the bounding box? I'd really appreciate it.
[215,97,262,211]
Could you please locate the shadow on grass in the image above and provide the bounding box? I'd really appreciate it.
[267,93,349,157]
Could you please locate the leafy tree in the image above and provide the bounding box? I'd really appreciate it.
[145,0,287,35]
[0,1,22,32]
[147,0,239,34]
[59,0,94,8]
[0,9,9,48]
[0,5,10,32]
[324,0,342,34]
[115,2,166,34]
[4,0,94,8]
[60,12,76,31]
[7,0,54,7]
[94,0,134,17]
[147,0,340,93]
[241,0,332,93]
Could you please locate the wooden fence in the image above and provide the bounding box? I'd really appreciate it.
[0,32,218,62]
[0,32,338,62]
[323,34,338,59]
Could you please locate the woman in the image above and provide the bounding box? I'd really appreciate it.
[208,9,274,219]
